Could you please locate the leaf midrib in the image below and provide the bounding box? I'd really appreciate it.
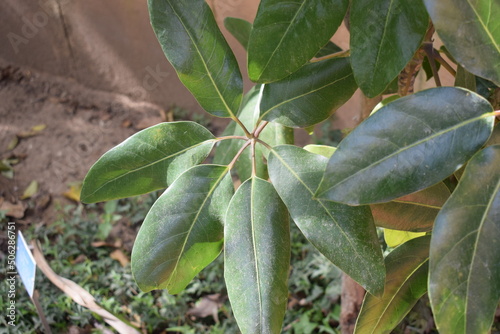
[164,166,229,289]
[259,72,353,122]
[270,149,378,284]
[166,1,237,117]
[463,169,500,330]
[250,178,263,330]
[254,0,309,80]
[465,0,500,54]
[317,112,493,197]
[85,139,214,199]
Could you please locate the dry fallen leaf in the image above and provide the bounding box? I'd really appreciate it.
[32,241,140,334]
[63,182,82,202]
[21,180,38,199]
[186,293,226,323]
[110,249,130,267]
[0,197,26,218]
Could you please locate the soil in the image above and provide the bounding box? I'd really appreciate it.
[0,58,227,225]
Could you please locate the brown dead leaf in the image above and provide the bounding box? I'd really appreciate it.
[0,197,26,218]
[121,119,132,128]
[186,293,226,323]
[35,193,51,212]
[21,180,38,199]
[91,240,122,248]
[110,249,130,267]
[71,254,88,264]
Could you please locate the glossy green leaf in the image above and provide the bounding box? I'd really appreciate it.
[214,86,293,181]
[224,17,252,50]
[424,0,500,85]
[259,58,358,127]
[268,145,385,295]
[455,64,477,92]
[131,165,233,293]
[429,145,500,334]
[316,87,495,205]
[350,0,429,97]
[81,122,215,203]
[303,145,336,158]
[371,183,451,232]
[247,0,349,83]
[355,236,430,334]
[149,0,243,117]
[225,177,290,334]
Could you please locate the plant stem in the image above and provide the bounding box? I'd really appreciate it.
[253,121,269,138]
[311,50,350,63]
[251,139,257,177]
[255,138,273,150]
[433,50,457,77]
[423,42,441,87]
[228,140,251,169]
[231,116,252,138]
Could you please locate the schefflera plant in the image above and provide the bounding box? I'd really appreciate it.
[81,0,500,333]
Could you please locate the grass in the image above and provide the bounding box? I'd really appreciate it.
[0,193,343,333]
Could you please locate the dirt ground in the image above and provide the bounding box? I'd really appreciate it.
[0,58,231,226]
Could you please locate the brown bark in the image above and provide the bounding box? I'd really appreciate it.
[340,274,366,334]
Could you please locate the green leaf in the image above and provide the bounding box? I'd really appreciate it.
[422,56,441,81]
[259,58,358,128]
[224,17,252,50]
[214,86,293,181]
[81,122,215,203]
[429,145,500,334]
[268,145,385,295]
[424,0,500,85]
[315,41,343,58]
[316,87,495,205]
[371,183,451,232]
[303,145,336,158]
[225,177,290,334]
[247,0,349,83]
[131,165,233,293]
[354,236,430,334]
[455,64,477,92]
[148,0,243,117]
[350,0,429,97]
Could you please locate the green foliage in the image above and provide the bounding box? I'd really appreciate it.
[81,1,500,333]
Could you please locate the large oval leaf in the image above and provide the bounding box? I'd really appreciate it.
[248,0,349,83]
[371,182,451,232]
[350,0,429,97]
[259,57,358,128]
[316,87,495,205]
[149,0,243,117]
[424,0,500,86]
[355,236,430,334]
[225,177,290,334]
[429,145,500,334]
[268,145,385,295]
[81,122,215,203]
[131,165,233,293]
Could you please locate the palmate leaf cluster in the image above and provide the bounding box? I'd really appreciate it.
[81,0,500,333]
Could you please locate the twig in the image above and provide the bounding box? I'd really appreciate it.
[253,121,269,138]
[231,116,252,138]
[433,50,457,77]
[251,140,257,177]
[311,50,351,63]
[422,42,441,87]
[227,140,251,169]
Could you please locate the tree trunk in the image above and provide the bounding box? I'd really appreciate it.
[340,274,366,334]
